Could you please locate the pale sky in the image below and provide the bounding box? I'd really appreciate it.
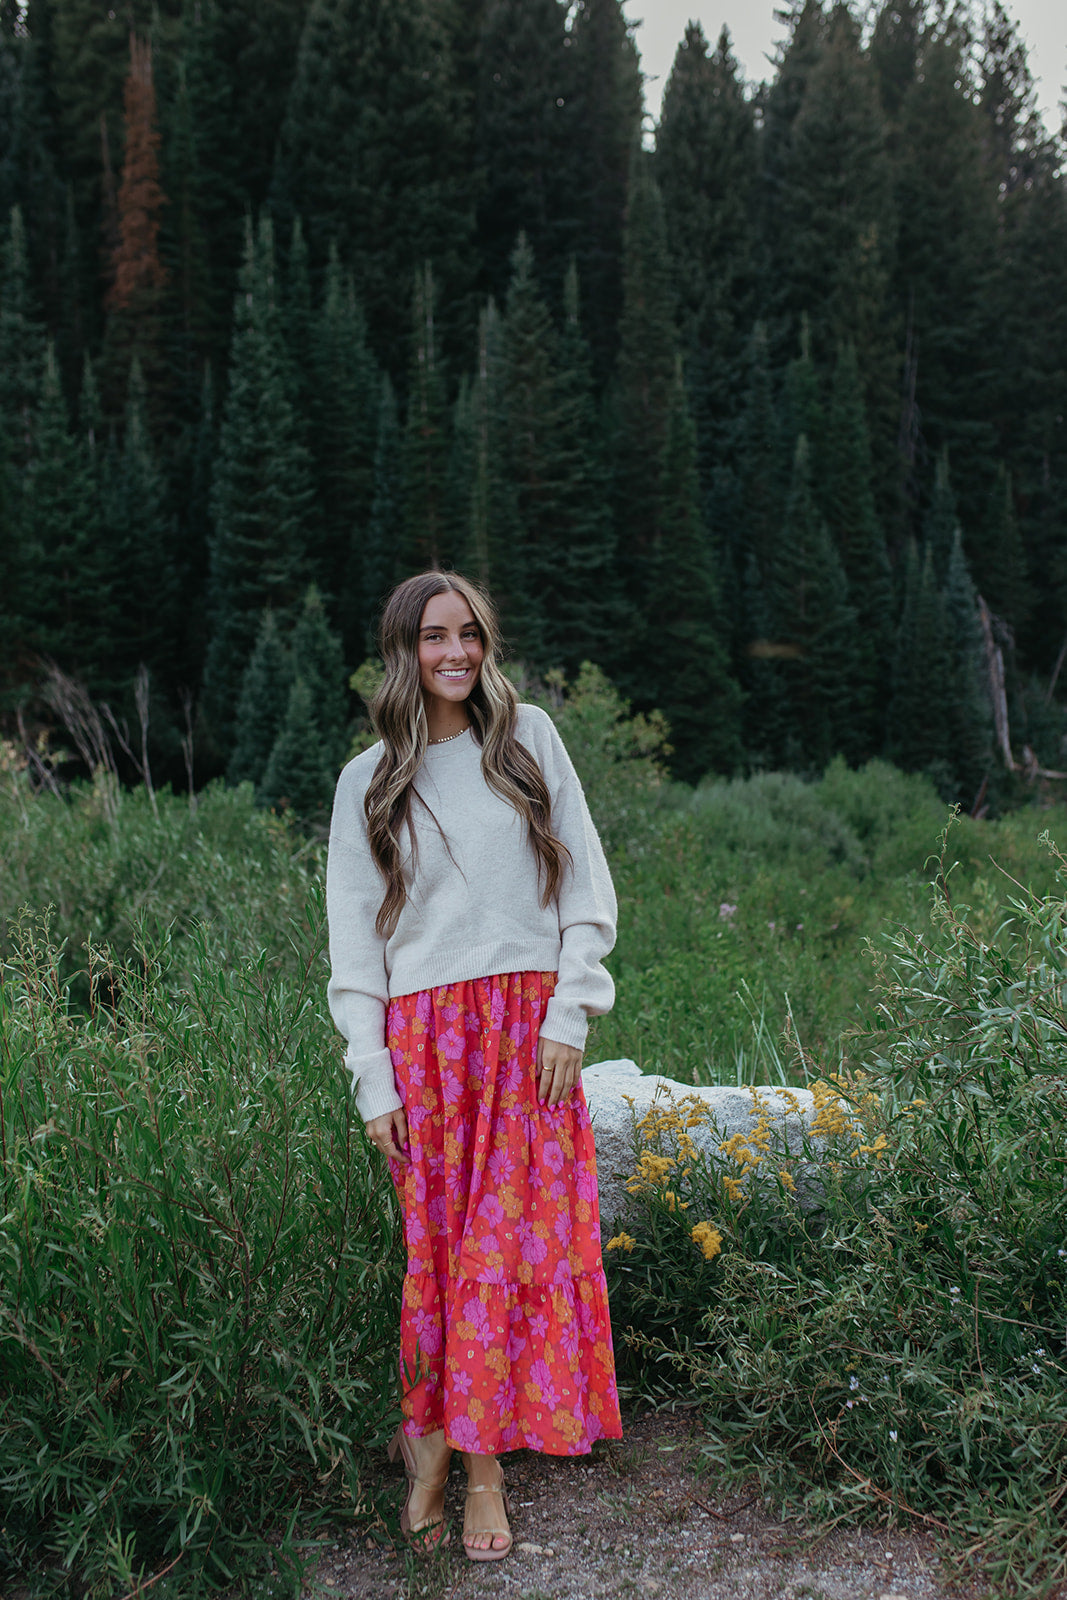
[630,1,1065,138]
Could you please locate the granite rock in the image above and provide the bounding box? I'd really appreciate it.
[581,1058,819,1237]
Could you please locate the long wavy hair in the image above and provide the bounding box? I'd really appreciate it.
[364,571,570,937]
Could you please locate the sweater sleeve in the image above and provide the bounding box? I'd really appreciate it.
[325,760,402,1123]
[534,720,618,1052]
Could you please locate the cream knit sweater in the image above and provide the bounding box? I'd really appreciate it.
[325,703,617,1122]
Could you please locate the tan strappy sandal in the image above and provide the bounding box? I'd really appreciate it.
[387,1426,451,1553]
[460,1454,513,1562]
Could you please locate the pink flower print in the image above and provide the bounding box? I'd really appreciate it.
[517,1218,549,1265]
[411,1308,442,1356]
[500,1053,524,1095]
[575,1167,597,1202]
[548,1178,567,1203]
[414,990,433,1026]
[449,1415,481,1452]
[528,1309,549,1340]
[463,1296,495,1350]
[427,1194,447,1232]
[553,1211,572,1246]
[438,1026,466,1062]
[441,1065,464,1107]
[543,1139,564,1175]
[524,1431,545,1451]
[559,1317,580,1361]
[552,1257,575,1288]
[487,1148,514,1184]
[529,1359,561,1409]
[489,987,506,1031]
[507,1018,530,1052]
[452,1368,473,1396]
[477,1194,505,1229]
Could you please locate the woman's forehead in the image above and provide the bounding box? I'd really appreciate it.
[420,591,477,630]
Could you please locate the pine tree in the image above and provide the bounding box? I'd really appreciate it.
[106,357,180,684]
[259,674,336,817]
[655,23,759,467]
[227,608,292,788]
[200,215,315,754]
[885,540,953,789]
[923,447,959,586]
[312,243,379,649]
[400,262,450,575]
[736,322,782,577]
[547,261,623,674]
[767,4,897,498]
[0,205,47,469]
[648,359,741,779]
[102,33,169,413]
[108,35,166,313]
[764,434,859,769]
[565,0,643,376]
[272,0,473,376]
[361,374,404,649]
[612,159,677,618]
[893,26,998,530]
[822,341,893,754]
[22,342,113,686]
[498,233,558,662]
[289,584,349,773]
[973,463,1030,634]
[779,315,823,470]
[475,0,575,305]
[942,529,992,803]
[452,298,513,595]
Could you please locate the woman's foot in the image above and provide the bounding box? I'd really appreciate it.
[388,1427,452,1551]
[461,1452,512,1561]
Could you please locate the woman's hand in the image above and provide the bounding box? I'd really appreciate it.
[537,1037,583,1107]
[365,1108,410,1162]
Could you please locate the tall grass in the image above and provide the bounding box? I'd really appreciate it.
[0,894,401,1597]
[606,822,1067,1596]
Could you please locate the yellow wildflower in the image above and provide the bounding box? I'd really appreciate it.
[691,1222,723,1261]
[778,1167,797,1193]
[605,1232,636,1253]
[859,1134,889,1158]
[723,1176,746,1205]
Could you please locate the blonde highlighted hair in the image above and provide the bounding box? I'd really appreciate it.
[364,571,569,937]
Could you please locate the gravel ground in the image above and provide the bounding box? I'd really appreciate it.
[310,1409,994,1600]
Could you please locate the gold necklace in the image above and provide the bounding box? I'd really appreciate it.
[428,726,467,745]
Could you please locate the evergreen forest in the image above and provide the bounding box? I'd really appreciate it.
[2,0,1066,803]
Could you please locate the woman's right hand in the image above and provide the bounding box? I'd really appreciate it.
[365,1108,410,1162]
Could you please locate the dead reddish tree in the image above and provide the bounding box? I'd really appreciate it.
[108,34,168,311]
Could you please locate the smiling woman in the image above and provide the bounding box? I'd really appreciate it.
[325,570,622,1563]
[417,591,485,742]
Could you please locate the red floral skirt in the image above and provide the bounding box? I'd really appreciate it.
[386,970,622,1456]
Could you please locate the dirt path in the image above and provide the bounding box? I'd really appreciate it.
[312,1409,990,1600]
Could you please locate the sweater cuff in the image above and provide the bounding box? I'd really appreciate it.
[539,997,589,1052]
[349,1048,403,1123]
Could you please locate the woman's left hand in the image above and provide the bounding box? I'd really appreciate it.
[537,1037,583,1106]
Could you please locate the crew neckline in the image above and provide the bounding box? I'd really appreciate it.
[422,726,476,759]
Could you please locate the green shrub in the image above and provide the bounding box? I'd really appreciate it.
[0,895,401,1597]
[606,823,1067,1596]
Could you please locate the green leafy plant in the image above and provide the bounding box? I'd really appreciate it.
[0,893,402,1597]
[606,821,1067,1595]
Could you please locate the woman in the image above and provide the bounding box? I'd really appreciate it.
[325,570,622,1561]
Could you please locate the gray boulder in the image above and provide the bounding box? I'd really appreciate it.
[581,1058,819,1238]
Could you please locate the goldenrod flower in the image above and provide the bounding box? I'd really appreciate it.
[606,1232,636,1253]
[778,1167,796,1192]
[691,1222,723,1261]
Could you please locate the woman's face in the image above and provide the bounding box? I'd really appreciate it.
[417,590,484,708]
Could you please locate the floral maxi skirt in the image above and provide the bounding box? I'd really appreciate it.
[386,970,623,1456]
